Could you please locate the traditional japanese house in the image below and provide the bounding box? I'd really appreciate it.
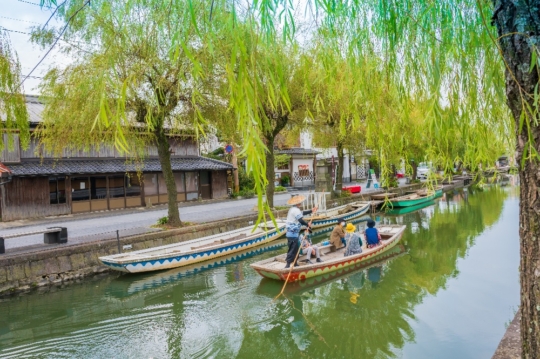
[0,96,233,221]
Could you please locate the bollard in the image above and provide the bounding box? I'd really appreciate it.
[0,237,4,254]
[44,227,68,244]
[116,230,122,254]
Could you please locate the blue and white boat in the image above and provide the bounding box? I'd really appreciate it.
[99,220,287,273]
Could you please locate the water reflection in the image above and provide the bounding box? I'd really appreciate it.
[0,186,519,359]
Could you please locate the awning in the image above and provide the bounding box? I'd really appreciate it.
[6,156,234,177]
[0,162,12,178]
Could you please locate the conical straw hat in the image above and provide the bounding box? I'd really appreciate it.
[287,195,306,206]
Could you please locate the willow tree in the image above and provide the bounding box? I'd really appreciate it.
[0,31,29,153]
[257,45,306,208]
[35,0,540,353]
[33,0,230,226]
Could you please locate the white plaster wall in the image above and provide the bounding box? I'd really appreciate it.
[292,157,314,172]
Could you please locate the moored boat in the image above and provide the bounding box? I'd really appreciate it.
[303,201,371,228]
[370,192,397,200]
[387,191,437,208]
[250,224,406,282]
[99,220,287,273]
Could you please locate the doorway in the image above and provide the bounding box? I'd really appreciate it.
[199,171,212,199]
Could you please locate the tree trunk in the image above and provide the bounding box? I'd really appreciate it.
[335,140,344,194]
[412,162,418,181]
[265,143,275,208]
[232,150,239,193]
[492,2,540,357]
[155,128,181,226]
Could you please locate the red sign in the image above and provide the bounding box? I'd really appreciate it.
[298,165,309,170]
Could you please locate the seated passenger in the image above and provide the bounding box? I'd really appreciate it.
[330,218,346,249]
[344,223,363,257]
[365,219,382,248]
[300,228,323,264]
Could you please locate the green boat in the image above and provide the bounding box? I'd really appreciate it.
[388,192,437,208]
[386,200,436,215]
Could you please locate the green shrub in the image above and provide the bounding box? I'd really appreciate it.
[157,216,168,225]
[238,167,255,190]
[239,189,255,198]
[275,185,287,192]
[280,175,290,186]
[339,190,352,198]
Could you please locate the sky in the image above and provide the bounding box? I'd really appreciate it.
[0,0,70,95]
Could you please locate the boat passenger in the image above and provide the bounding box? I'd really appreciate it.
[344,223,363,257]
[285,195,318,269]
[365,219,382,248]
[330,218,346,249]
[300,228,323,264]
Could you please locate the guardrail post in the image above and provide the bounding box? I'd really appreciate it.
[116,230,122,254]
[0,237,4,254]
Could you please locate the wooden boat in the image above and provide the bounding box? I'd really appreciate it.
[99,220,287,273]
[303,201,371,229]
[106,239,289,299]
[250,224,406,282]
[255,244,408,296]
[387,191,437,208]
[370,192,397,200]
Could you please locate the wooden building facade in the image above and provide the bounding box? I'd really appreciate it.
[0,96,232,221]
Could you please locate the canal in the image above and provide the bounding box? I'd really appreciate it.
[0,186,519,359]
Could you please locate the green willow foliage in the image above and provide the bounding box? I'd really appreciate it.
[0,31,29,151]
[35,0,515,226]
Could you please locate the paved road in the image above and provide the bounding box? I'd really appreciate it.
[0,178,388,251]
[0,192,301,250]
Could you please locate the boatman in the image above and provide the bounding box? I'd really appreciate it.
[285,195,318,268]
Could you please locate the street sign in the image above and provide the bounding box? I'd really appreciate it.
[225,144,233,154]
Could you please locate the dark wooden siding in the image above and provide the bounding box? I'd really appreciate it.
[0,177,71,221]
[211,171,228,199]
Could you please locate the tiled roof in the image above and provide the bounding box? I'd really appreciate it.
[275,148,320,155]
[7,156,233,176]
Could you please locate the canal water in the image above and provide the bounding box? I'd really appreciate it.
[0,186,519,359]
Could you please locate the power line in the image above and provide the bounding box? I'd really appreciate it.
[18,0,90,90]
[16,0,51,8]
[0,16,41,25]
[1,28,31,35]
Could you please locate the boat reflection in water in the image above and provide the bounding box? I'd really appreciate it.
[256,244,407,296]
[106,239,288,298]
[385,200,436,216]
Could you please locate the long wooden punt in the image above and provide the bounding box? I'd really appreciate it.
[250,224,406,282]
[255,244,408,296]
[387,192,437,208]
[304,201,371,229]
[99,220,286,273]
